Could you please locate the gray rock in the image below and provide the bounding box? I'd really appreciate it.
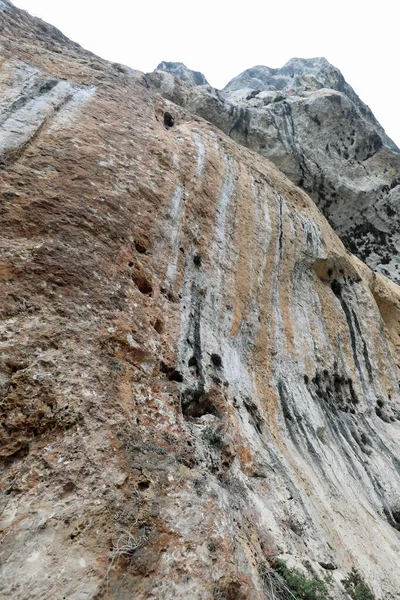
[155,61,209,86]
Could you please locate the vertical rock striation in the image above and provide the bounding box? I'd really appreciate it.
[0,2,400,599]
[149,58,400,284]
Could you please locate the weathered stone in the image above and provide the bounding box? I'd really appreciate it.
[150,57,400,284]
[155,61,209,86]
[1,2,400,600]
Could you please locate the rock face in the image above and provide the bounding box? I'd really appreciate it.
[1,2,400,600]
[156,61,209,86]
[147,58,400,284]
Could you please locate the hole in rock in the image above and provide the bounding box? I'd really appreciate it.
[360,432,371,446]
[384,507,400,531]
[392,509,400,528]
[163,112,175,128]
[138,480,150,490]
[243,397,263,434]
[188,356,197,367]
[193,254,202,267]
[135,241,147,254]
[181,391,219,418]
[63,482,76,494]
[188,356,199,376]
[39,79,58,93]
[319,562,337,571]
[167,370,183,383]
[160,286,178,303]
[213,581,245,600]
[132,275,153,295]
[153,319,164,334]
[331,279,342,297]
[375,406,391,422]
[210,353,222,368]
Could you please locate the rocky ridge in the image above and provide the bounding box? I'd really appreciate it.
[149,59,400,284]
[1,2,400,600]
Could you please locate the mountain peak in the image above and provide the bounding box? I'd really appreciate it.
[155,61,208,86]
[223,57,344,94]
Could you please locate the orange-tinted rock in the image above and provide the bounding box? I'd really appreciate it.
[0,2,400,600]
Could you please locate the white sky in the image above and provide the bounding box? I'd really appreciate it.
[13,0,400,147]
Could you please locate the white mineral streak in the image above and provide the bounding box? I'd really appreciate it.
[165,184,184,284]
[0,77,76,156]
[251,177,272,290]
[192,131,205,177]
[208,130,220,153]
[271,192,287,368]
[48,86,96,131]
[172,151,179,168]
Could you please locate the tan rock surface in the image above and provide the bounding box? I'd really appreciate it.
[1,2,400,599]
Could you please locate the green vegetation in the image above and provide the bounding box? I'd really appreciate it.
[259,559,375,600]
[274,560,331,600]
[342,568,375,600]
[202,425,224,447]
[272,93,286,103]
[259,560,331,600]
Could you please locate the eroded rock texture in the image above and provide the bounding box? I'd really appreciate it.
[149,58,400,284]
[1,2,400,599]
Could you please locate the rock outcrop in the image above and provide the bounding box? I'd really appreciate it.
[149,58,400,284]
[1,2,400,600]
[156,61,209,87]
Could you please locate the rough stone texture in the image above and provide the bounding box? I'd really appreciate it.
[1,2,400,600]
[156,61,209,87]
[148,58,400,285]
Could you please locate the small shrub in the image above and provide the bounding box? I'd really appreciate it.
[213,587,226,600]
[276,560,330,599]
[272,93,285,103]
[342,568,375,600]
[259,560,331,600]
[106,527,149,588]
[202,425,224,447]
[110,528,149,560]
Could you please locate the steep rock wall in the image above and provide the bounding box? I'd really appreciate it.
[149,60,400,285]
[1,2,400,599]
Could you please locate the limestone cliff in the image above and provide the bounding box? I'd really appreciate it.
[1,2,400,600]
[149,59,400,285]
